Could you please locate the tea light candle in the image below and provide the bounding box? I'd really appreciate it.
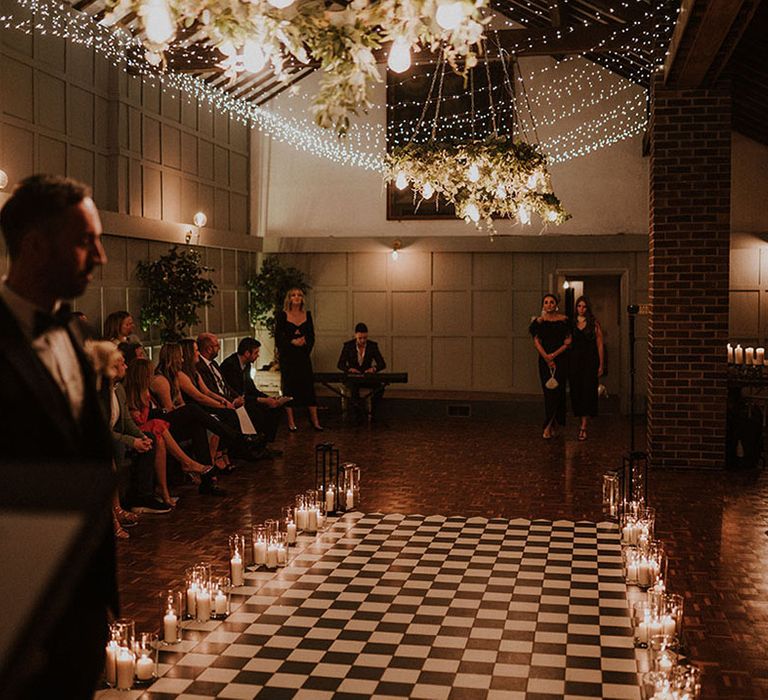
[116,647,135,689]
[163,610,178,644]
[286,521,297,544]
[728,343,734,363]
[346,488,354,509]
[105,640,119,685]
[757,347,765,365]
[214,589,228,616]
[135,654,154,681]
[186,582,198,618]
[230,552,244,586]
[196,588,211,621]
[735,344,744,364]
[746,347,755,365]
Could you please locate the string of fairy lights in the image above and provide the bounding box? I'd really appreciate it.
[0,0,674,173]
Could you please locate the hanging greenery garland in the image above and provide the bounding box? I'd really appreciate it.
[103,0,488,135]
[386,136,569,229]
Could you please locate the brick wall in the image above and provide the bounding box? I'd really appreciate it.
[648,75,731,469]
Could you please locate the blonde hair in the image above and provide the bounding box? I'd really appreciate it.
[282,287,305,312]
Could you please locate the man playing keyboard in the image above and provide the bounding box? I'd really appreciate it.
[336,323,386,418]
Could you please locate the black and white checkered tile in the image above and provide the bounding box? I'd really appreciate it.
[97,513,640,699]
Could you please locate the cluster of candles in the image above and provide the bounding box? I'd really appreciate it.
[104,620,158,690]
[619,501,701,699]
[183,565,232,623]
[727,343,766,365]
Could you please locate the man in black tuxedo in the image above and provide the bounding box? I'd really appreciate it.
[0,175,115,698]
[337,323,387,418]
[198,334,287,450]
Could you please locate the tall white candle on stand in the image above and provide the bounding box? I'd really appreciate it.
[735,344,744,364]
[728,343,734,363]
[746,347,755,365]
[230,552,244,586]
[757,347,765,365]
[163,610,178,643]
[116,647,135,689]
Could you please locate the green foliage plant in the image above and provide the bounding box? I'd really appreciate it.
[136,245,217,342]
[246,255,310,337]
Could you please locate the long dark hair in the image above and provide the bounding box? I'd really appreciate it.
[125,358,153,411]
[103,310,132,341]
[575,296,598,337]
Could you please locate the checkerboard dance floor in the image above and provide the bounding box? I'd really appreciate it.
[100,513,641,699]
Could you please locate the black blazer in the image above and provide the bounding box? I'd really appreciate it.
[0,298,118,613]
[197,357,238,401]
[219,353,267,399]
[337,339,386,373]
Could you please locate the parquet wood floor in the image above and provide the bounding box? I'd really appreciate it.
[115,401,768,699]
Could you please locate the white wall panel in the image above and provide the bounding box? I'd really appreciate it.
[433,337,471,388]
[352,291,388,334]
[432,291,470,335]
[392,291,428,335]
[37,73,66,132]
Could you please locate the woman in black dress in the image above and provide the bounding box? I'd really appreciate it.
[529,293,572,439]
[275,287,323,431]
[570,296,604,441]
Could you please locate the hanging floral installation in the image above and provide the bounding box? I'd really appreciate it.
[386,136,569,229]
[385,46,569,231]
[103,0,488,134]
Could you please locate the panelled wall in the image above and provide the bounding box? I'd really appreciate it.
[0,4,249,233]
[274,246,649,397]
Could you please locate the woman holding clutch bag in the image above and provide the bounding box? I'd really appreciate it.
[529,293,572,439]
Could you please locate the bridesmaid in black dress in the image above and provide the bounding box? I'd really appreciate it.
[529,293,572,439]
[570,296,604,441]
[275,287,323,431]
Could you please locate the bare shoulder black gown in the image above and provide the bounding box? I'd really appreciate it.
[570,324,600,418]
[529,318,572,428]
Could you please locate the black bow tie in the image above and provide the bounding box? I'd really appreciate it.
[33,304,72,338]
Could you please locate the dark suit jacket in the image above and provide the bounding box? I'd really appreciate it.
[197,357,238,401]
[0,298,118,614]
[337,339,386,373]
[220,352,267,399]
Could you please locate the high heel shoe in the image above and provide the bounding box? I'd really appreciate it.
[113,505,139,527]
[288,425,298,432]
[113,514,130,539]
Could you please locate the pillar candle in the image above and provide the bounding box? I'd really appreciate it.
[317,512,325,529]
[296,507,308,531]
[746,347,755,365]
[346,489,355,510]
[196,588,211,622]
[735,344,744,364]
[287,522,297,544]
[116,647,135,689]
[105,640,119,685]
[253,539,267,565]
[626,562,639,584]
[135,654,154,681]
[186,583,198,617]
[306,508,317,533]
[757,348,765,365]
[266,544,278,569]
[163,611,178,644]
[728,343,734,363]
[230,553,244,586]
[277,544,287,565]
[325,489,335,512]
[214,590,228,616]
[661,614,676,637]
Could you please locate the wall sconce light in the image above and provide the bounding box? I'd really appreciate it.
[0,169,8,190]
[563,280,570,290]
[391,239,402,261]
[193,211,207,228]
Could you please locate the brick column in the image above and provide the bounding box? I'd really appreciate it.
[648,75,731,469]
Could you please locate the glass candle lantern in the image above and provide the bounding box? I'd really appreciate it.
[115,644,136,690]
[304,490,319,533]
[649,634,680,673]
[283,506,297,545]
[671,665,701,698]
[229,534,246,586]
[640,671,674,700]
[294,495,308,532]
[276,532,288,567]
[661,593,684,637]
[252,525,267,567]
[623,546,641,586]
[184,565,209,619]
[105,619,135,687]
[602,470,621,519]
[264,518,280,539]
[212,576,231,619]
[621,506,655,546]
[324,484,336,514]
[636,540,666,590]
[265,534,280,569]
[159,589,183,644]
[341,463,360,511]
[133,632,158,685]
[633,601,663,648]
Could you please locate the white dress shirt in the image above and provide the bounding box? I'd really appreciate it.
[0,282,85,421]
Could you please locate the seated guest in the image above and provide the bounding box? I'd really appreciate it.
[118,340,146,365]
[104,309,140,344]
[109,351,172,517]
[337,323,386,374]
[199,334,287,447]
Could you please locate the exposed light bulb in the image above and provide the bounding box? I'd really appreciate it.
[0,169,7,190]
[563,280,570,289]
[547,209,558,222]
[242,40,266,74]
[436,1,465,30]
[391,249,399,261]
[387,38,411,74]
[268,0,294,7]
[395,171,408,190]
[467,163,480,182]
[465,203,480,223]
[421,182,434,199]
[193,211,207,227]
[495,183,506,199]
[142,0,175,45]
[518,204,531,225]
